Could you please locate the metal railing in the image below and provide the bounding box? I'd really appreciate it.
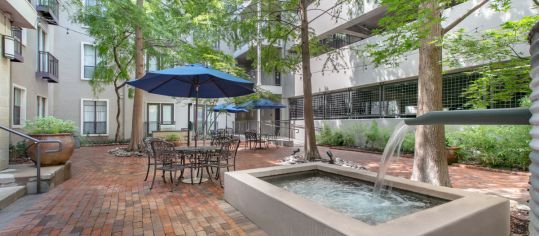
[0,125,62,194]
[11,27,23,62]
[37,0,59,24]
[37,51,59,82]
[233,120,301,140]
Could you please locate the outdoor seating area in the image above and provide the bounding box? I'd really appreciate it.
[144,136,241,190]
[0,0,537,235]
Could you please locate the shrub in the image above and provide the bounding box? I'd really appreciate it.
[451,125,531,170]
[329,130,344,146]
[165,134,180,142]
[342,131,355,147]
[401,133,415,154]
[25,116,76,135]
[317,123,333,145]
[365,121,391,151]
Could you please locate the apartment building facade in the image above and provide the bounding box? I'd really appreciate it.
[0,0,37,170]
[278,0,537,138]
[9,1,233,150]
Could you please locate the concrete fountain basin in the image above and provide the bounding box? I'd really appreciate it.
[224,163,509,236]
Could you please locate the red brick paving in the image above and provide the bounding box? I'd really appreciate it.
[0,143,531,235]
[0,145,268,236]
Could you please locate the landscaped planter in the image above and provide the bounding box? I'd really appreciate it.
[27,133,75,166]
[446,146,460,165]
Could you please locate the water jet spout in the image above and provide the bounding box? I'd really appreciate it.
[403,108,531,126]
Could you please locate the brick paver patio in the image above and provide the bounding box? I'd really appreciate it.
[0,144,530,235]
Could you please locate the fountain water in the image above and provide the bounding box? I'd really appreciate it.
[373,121,414,195]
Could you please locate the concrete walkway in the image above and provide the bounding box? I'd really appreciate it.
[0,144,530,235]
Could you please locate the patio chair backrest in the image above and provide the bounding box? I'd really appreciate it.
[143,137,162,158]
[245,131,257,141]
[151,140,177,164]
[220,138,239,160]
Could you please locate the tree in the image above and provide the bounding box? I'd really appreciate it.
[128,0,145,151]
[365,0,511,186]
[71,0,246,149]
[223,0,363,161]
[443,15,539,108]
[72,1,136,142]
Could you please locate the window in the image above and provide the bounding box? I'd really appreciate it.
[12,85,26,127]
[82,43,97,80]
[146,103,175,134]
[37,96,47,118]
[275,70,281,86]
[83,0,98,6]
[82,100,108,135]
[147,56,158,72]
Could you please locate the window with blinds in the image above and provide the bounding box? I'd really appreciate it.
[83,100,107,135]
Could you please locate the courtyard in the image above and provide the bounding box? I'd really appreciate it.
[0,144,529,235]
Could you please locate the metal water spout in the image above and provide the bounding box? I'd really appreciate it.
[528,21,539,236]
[403,108,531,126]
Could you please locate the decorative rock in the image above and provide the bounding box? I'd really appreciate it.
[277,155,366,170]
[108,147,144,157]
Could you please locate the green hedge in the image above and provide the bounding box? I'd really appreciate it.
[317,121,391,152]
[317,122,531,170]
[448,125,530,170]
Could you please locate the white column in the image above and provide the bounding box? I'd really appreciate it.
[528,21,539,236]
[256,0,262,134]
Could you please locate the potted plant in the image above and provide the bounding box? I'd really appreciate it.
[445,135,460,165]
[25,116,76,166]
[165,134,182,147]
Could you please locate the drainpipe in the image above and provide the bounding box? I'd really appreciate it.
[529,21,539,236]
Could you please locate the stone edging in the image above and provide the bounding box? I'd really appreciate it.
[321,145,529,175]
[452,164,529,176]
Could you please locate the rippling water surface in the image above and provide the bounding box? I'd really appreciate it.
[264,171,447,225]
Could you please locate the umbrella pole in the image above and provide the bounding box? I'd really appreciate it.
[194,85,199,147]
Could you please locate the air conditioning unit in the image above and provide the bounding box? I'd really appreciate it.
[2,35,15,59]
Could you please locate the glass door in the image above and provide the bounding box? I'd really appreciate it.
[147,104,159,134]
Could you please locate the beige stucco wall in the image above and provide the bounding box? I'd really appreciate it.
[11,20,55,128]
[0,15,12,170]
[52,6,120,140]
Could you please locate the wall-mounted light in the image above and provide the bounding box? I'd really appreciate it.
[3,35,15,59]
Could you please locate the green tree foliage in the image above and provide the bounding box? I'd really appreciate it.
[443,15,539,108]
[68,0,250,142]
[221,0,365,160]
[361,0,512,186]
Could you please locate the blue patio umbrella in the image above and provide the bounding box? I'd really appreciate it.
[212,103,248,113]
[212,104,248,131]
[237,98,286,109]
[127,64,255,146]
[237,99,287,145]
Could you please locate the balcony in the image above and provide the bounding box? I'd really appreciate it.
[36,0,59,25]
[0,0,37,29]
[8,27,24,62]
[36,51,59,83]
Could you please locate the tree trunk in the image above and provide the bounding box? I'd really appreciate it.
[299,0,321,161]
[411,0,451,187]
[128,0,145,151]
[114,85,121,142]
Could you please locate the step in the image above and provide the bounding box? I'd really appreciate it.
[0,186,26,210]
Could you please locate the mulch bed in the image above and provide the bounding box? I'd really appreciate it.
[511,208,529,235]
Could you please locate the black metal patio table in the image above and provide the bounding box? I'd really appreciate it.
[175,146,221,184]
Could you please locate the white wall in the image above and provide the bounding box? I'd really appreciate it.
[285,0,538,98]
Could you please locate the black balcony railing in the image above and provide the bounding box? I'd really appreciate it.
[36,0,59,25]
[10,27,23,62]
[37,51,59,83]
